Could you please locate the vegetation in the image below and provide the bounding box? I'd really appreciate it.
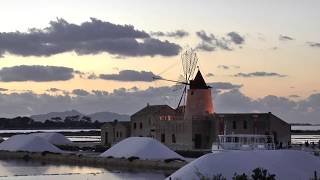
[195,168,276,180]
[0,115,104,129]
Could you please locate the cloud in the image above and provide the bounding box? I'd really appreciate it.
[289,94,300,98]
[46,88,61,92]
[91,90,109,96]
[0,65,74,82]
[195,31,244,52]
[217,65,240,70]
[0,86,319,123]
[72,89,90,96]
[234,72,287,78]
[206,73,214,77]
[196,31,216,43]
[227,32,245,44]
[279,34,294,41]
[88,73,98,80]
[217,65,229,70]
[307,42,320,47]
[99,70,161,82]
[196,42,216,52]
[208,82,242,91]
[150,30,189,38]
[0,18,181,57]
[0,88,8,91]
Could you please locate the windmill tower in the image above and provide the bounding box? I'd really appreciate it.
[154,49,214,119]
[184,70,214,120]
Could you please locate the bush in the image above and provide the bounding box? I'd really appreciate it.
[127,156,139,162]
[233,173,249,180]
[194,167,276,180]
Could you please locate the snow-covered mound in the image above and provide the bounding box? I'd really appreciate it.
[167,150,320,180]
[0,134,63,153]
[31,133,72,145]
[100,137,184,160]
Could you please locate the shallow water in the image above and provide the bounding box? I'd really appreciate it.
[291,125,320,131]
[0,129,100,134]
[0,160,166,180]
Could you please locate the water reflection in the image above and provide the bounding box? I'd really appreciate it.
[0,160,166,180]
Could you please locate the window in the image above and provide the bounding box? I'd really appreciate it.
[172,134,176,143]
[120,132,122,138]
[133,122,136,129]
[232,121,237,129]
[140,122,143,129]
[243,120,248,129]
[161,134,165,143]
[116,131,119,137]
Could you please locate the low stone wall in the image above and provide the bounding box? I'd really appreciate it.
[0,151,186,173]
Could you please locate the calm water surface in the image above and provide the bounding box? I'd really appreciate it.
[0,160,166,180]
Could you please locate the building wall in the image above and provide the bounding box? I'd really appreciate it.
[210,113,291,149]
[184,89,214,119]
[101,121,130,146]
[157,120,189,150]
[269,114,291,147]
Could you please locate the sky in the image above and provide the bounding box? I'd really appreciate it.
[0,0,319,123]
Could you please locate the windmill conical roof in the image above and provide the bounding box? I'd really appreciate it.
[190,70,210,89]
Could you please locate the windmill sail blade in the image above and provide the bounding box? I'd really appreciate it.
[177,85,187,108]
[181,49,198,83]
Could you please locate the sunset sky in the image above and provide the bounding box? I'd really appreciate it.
[0,0,319,123]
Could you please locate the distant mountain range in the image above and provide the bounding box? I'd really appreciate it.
[30,110,130,122]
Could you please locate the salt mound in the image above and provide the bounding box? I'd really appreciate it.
[31,133,72,145]
[168,150,320,180]
[0,134,63,153]
[100,137,184,160]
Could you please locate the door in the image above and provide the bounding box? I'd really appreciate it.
[105,132,108,145]
[195,134,202,149]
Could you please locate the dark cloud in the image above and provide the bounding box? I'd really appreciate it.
[99,70,161,82]
[0,88,8,91]
[0,86,319,123]
[72,89,90,96]
[88,73,98,80]
[279,34,294,41]
[0,65,74,82]
[234,72,287,78]
[217,65,240,70]
[196,31,216,43]
[92,90,109,96]
[206,73,214,77]
[46,88,61,92]
[227,32,245,44]
[307,42,320,48]
[0,18,181,57]
[217,65,229,70]
[195,31,244,52]
[196,42,216,52]
[208,82,242,91]
[151,30,189,38]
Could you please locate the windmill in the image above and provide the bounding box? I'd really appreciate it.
[153,49,198,109]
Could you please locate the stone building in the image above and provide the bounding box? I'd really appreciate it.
[101,120,130,146]
[101,70,291,150]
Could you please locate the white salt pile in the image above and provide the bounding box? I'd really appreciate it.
[100,137,184,160]
[31,132,72,145]
[0,134,63,153]
[167,150,320,180]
